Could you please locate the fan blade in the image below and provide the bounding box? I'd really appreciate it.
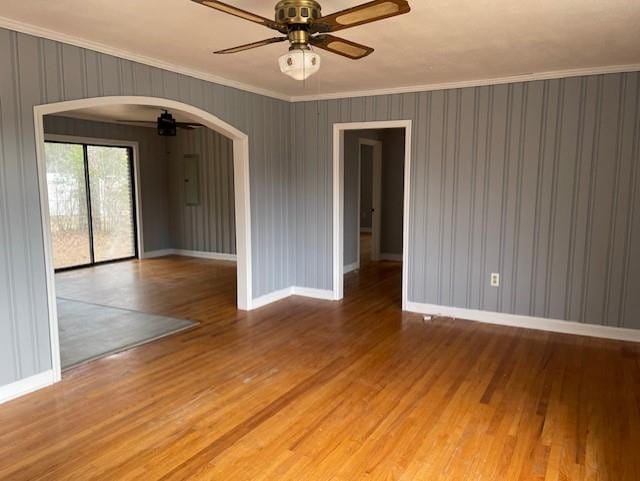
[311,35,374,59]
[311,0,410,33]
[115,120,157,128]
[115,120,201,130]
[191,0,286,33]
[175,122,203,130]
[214,37,287,54]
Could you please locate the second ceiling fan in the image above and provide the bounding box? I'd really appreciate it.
[192,0,411,80]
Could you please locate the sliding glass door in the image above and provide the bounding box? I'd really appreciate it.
[45,141,137,270]
[44,142,92,269]
[86,145,137,263]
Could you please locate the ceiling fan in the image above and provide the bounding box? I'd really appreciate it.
[191,0,411,80]
[116,111,203,136]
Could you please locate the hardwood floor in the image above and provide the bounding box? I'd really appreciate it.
[1,252,639,480]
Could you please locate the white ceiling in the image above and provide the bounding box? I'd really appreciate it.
[56,104,203,127]
[1,0,639,100]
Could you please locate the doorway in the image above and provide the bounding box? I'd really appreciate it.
[357,138,382,265]
[44,139,139,271]
[333,120,412,308]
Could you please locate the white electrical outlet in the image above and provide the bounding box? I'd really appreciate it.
[490,273,500,287]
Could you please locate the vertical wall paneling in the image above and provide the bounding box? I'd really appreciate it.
[617,77,640,329]
[2,23,640,392]
[0,27,291,386]
[166,127,236,255]
[292,71,640,331]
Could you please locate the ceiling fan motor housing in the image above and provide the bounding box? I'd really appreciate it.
[275,0,321,25]
[276,0,322,48]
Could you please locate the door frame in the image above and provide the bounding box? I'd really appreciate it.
[34,96,253,383]
[44,134,143,270]
[356,138,383,265]
[332,120,412,308]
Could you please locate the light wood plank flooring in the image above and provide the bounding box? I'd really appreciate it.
[0,253,639,480]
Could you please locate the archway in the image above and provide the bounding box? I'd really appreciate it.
[33,96,252,382]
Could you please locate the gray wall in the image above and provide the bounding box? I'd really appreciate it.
[292,72,640,330]
[167,127,236,254]
[360,145,373,230]
[2,23,640,392]
[43,115,171,252]
[0,27,291,387]
[379,128,405,256]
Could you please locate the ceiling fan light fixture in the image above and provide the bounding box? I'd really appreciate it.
[194,0,412,69]
[278,48,321,81]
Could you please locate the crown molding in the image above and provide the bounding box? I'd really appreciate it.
[0,16,291,102]
[1,16,639,104]
[288,63,640,102]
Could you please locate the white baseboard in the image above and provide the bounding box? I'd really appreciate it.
[0,369,55,405]
[291,287,336,300]
[173,249,237,262]
[141,249,174,259]
[251,286,337,309]
[343,262,359,274]
[405,302,640,343]
[141,249,237,262]
[380,253,403,262]
[251,287,294,309]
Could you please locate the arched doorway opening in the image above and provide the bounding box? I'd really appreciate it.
[33,96,252,381]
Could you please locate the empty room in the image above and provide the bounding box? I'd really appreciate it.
[0,1,639,480]
[42,103,241,370]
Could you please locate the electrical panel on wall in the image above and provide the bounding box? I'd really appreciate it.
[183,154,200,206]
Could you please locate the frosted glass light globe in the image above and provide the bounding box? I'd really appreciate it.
[278,48,321,81]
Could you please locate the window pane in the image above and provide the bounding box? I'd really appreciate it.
[87,146,136,263]
[45,142,92,269]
